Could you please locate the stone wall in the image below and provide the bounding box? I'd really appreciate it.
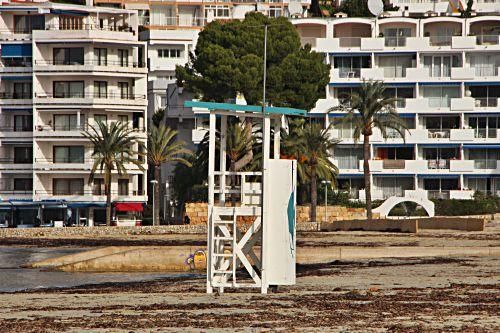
[185,202,369,224]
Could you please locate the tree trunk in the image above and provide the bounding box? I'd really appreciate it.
[310,0,322,17]
[105,176,112,227]
[363,134,373,220]
[310,166,317,223]
[230,160,236,206]
[154,165,161,226]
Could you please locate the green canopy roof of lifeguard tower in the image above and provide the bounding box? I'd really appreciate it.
[184,101,307,117]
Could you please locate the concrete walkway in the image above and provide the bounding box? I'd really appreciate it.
[28,245,500,273]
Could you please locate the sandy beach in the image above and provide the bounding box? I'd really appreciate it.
[0,227,499,332]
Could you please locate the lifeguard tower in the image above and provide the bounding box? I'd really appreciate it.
[185,100,306,294]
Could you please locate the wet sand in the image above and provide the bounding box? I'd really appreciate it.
[0,228,499,332]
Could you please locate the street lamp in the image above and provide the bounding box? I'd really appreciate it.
[321,180,331,227]
[150,180,158,226]
[164,182,170,225]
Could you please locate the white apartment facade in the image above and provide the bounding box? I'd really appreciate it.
[0,1,148,226]
[293,14,500,201]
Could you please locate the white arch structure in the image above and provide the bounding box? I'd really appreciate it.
[373,196,435,218]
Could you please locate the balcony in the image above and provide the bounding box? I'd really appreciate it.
[142,16,206,29]
[33,24,137,43]
[0,126,33,138]
[382,159,406,169]
[34,92,147,107]
[427,159,450,170]
[0,59,32,73]
[34,189,146,202]
[0,92,32,106]
[475,34,499,46]
[473,97,498,108]
[34,158,94,171]
[384,36,408,48]
[449,160,475,172]
[0,187,32,200]
[428,190,450,200]
[429,35,453,47]
[427,129,450,139]
[34,124,87,138]
[473,159,498,170]
[0,158,33,171]
[34,59,147,74]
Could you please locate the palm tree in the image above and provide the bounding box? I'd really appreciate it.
[282,118,338,222]
[297,122,338,223]
[331,80,407,220]
[82,121,144,226]
[147,124,192,225]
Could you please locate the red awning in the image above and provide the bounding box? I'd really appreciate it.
[114,202,144,212]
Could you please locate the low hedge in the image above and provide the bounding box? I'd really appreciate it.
[432,195,500,216]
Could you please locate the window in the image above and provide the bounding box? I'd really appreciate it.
[379,55,413,78]
[94,114,107,125]
[94,48,107,66]
[157,49,182,58]
[93,178,105,195]
[422,86,460,108]
[53,48,84,65]
[14,15,45,33]
[13,82,31,99]
[383,87,414,108]
[118,49,129,67]
[423,55,461,77]
[204,5,230,18]
[53,146,84,163]
[470,54,500,76]
[14,178,32,191]
[14,147,32,164]
[118,115,128,127]
[468,149,500,169]
[468,85,500,107]
[53,178,84,195]
[269,6,283,18]
[53,114,85,131]
[14,115,32,132]
[118,82,129,99]
[333,56,371,78]
[118,179,129,196]
[384,28,412,47]
[333,147,363,169]
[468,116,500,138]
[93,81,108,98]
[53,81,84,98]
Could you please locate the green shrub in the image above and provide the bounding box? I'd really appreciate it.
[433,194,500,216]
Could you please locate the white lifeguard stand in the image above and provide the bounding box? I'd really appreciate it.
[185,100,306,294]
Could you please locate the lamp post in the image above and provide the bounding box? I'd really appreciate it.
[164,181,169,225]
[150,180,158,226]
[321,180,331,228]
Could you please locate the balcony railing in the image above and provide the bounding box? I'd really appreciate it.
[474,128,497,139]
[36,124,87,132]
[144,17,206,28]
[35,59,146,68]
[427,129,451,139]
[474,159,497,169]
[475,34,499,46]
[382,159,406,169]
[1,59,32,67]
[336,159,359,169]
[45,24,134,33]
[0,188,32,194]
[0,158,33,164]
[384,36,407,47]
[338,37,362,48]
[35,92,146,100]
[34,158,94,164]
[428,190,450,200]
[0,92,31,99]
[35,189,145,196]
[427,159,450,169]
[472,65,498,77]
[427,97,451,108]
[0,126,32,132]
[474,97,498,108]
[428,35,454,46]
[338,68,361,78]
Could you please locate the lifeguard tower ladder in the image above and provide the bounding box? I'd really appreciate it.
[185,101,306,294]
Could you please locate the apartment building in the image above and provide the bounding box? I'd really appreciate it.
[0,1,148,226]
[292,14,500,201]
